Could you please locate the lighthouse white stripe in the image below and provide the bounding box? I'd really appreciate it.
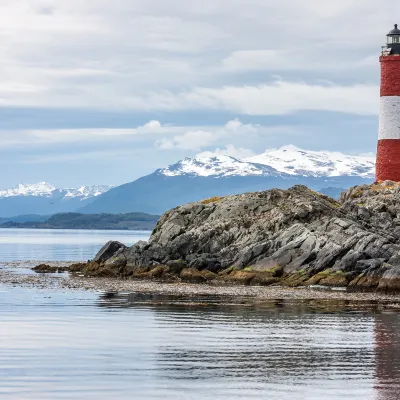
[379,96,400,139]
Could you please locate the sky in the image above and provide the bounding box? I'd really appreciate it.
[0,0,399,188]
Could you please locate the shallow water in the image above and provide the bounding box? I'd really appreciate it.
[1,229,400,399]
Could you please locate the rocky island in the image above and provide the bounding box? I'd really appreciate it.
[63,182,400,292]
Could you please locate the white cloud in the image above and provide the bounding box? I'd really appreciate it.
[0,121,173,147]
[196,144,255,159]
[155,119,259,150]
[119,81,379,116]
[20,149,142,164]
[0,0,392,114]
[139,120,162,132]
[0,79,380,116]
[190,82,379,116]
[0,119,261,149]
[156,130,215,150]
[221,49,378,73]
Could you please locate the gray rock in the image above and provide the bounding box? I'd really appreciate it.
[93,241,127,263]
[90,183,400,291]
[378,266,400,291]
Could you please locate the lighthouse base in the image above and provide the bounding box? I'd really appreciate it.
[376,139,400,182]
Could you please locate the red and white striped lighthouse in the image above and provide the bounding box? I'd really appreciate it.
[376,24,400,182]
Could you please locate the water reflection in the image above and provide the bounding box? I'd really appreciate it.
[97,292,400,400]
[375,315,400,400]
[1,287,400,400]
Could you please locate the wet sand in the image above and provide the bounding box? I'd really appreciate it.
[1,260,400,309]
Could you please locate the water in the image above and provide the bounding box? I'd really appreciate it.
[1,229,400,399]
[0,228,151,261]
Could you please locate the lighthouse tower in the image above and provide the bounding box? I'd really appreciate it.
[376,24,400,182]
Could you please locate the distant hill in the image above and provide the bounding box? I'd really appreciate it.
[0,214,51,223]
[0,212,159,231]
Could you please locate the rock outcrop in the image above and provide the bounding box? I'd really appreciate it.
[74,182,400,291]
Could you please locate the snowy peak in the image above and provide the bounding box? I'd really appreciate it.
[158,155,279,178]
[64,185,114,199]
[246,146,375,178]
[0,182,113,200]
[0,182,56,198]
[158,147,376,179]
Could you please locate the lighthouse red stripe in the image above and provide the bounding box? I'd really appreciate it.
[376,139,400,181]
[380,56,400,97]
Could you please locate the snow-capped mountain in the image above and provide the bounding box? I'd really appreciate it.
[0,182,112,199]
[0,182,113,218]
[246,145,375,178]
[80,146,375,215]
[2,146,376,217]
[63,185,114,199]
[0,182,57,198]
[158,146,375,179]
[159,156,279,177]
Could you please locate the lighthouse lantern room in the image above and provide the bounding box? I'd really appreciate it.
[376,24,400,182]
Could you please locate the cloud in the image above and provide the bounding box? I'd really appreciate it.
[0,119,261,150]
[0,0,390,114]
[120,81,379,116]
[0,80,380,116]
[221,49,378,73]
[196,144,255,159]
[0,120,169,147]
[190,82,379,116]
[156,130,215,150]
[155,119,259,150]
[20,149,141,164]
[0,0,391,187]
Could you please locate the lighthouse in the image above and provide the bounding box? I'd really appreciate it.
[376,24,400,182]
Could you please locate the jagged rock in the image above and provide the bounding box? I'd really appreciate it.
[79,183,400,291]
[94,241,127,263]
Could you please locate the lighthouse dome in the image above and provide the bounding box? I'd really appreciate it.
[387,24,400,36]
[386,24,400,49]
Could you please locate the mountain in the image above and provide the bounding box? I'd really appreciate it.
[0,182,113,218]
[1,212,159,231]
[246,145,374,178]
[79,146,375,215]
[0,182,112,199]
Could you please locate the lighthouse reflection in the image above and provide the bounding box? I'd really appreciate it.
[374,315,400,400]
[98,292,400,399]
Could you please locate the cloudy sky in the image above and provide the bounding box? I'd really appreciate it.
[0,0,398,188]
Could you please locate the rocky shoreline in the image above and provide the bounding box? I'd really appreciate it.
[61,182,400,293]
[4,182,400,307]
[2,261,400,310]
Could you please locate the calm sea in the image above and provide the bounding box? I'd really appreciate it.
[1,228,400,400]
[0,228,150,261]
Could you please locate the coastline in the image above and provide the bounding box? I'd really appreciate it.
[2,261,400,310]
